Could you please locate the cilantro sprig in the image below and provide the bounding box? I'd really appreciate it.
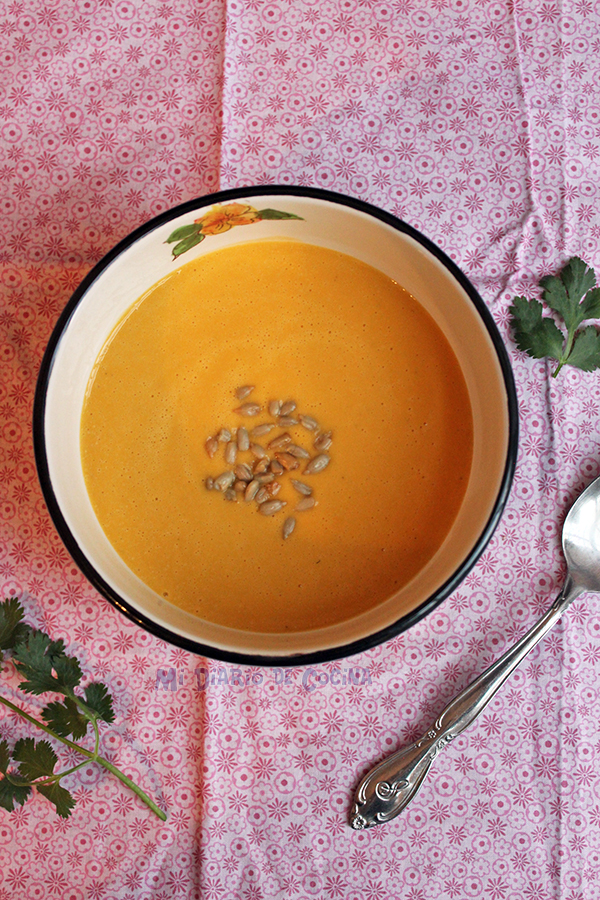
[510,257,600,377]
[0,598,166,820]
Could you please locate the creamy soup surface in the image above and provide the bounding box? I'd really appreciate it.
[80,239,473,633]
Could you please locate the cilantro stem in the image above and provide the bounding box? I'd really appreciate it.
[0,695,89,755]
[0,694,166,820]
[5,758,88,787]
[552,324,578,378]
[34,759,89,782]
[94,757,166,820]
[92,714,100,756]
[4,771,31,786]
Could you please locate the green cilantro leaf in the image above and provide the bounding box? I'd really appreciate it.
[84,682,115,724]
[13,738,58,780]
[13,631,62,694]
[539,273,574,327]
[510,257,600,377]
[6,739,75,817]
[13,630,82,696]
[51,652,83,692]
[509,296,564,360]
[565,325,600,371]
[36,780,76,818]
[0,741,29,811]
[42,698,89,740]
[558,256,595,312]
[0,597,32,661]
[0,740,10,774]
[0,772,31,811]
[541,256,596,330]
[580,286,600,320]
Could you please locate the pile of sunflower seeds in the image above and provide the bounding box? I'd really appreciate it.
[204,385,332,540]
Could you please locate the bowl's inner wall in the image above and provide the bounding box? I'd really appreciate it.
[44,194,510,657]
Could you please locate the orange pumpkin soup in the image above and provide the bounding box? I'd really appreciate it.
[80,240,473,632]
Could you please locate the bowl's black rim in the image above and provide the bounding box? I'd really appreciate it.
[33,184,519,667]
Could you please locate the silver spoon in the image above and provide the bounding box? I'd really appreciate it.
[350,473,600,829]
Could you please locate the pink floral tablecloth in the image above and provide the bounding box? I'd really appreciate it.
[2,0,600,897]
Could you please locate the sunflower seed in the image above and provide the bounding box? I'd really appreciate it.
[287,444,310,459]
[314,431,332,452]
[291,479,312,496]
[204,388,332,532]
[250,442,268,459]
[259,499,287,516]
[275,451,300,471]
[268,432,292,450]
[304,453,330,474]
[296,496,317,511]
[253,457,270,474]
[244,479,260,502]
[299,414,319,432]
[235,384,254,400]
[282,517,296,539]
[205,437,219,458]
[251,423,274,438]
[214,470,235,491]
[234,402,261,416]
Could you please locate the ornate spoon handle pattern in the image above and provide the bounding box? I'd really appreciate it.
[350,577,581,829]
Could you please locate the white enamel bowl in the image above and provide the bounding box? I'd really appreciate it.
[34,187,518,665]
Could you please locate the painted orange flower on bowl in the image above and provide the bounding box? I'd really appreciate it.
[195,202,261,234]
[165,202,303,259]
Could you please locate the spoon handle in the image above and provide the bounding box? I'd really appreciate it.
[350,578,581,829]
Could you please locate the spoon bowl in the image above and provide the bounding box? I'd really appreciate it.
[350,472,600,829]
[562,475,600,594]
